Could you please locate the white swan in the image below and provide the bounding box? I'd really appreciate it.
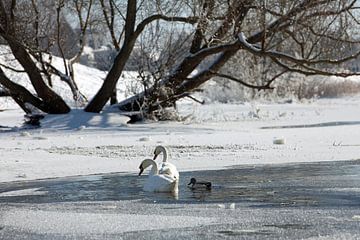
[138,158,178,193]
[153,145,179,180]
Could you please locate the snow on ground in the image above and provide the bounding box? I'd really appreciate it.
[1,95,360,183]
[1,209,216,235]
[0,188,47,197]
[1,46,360,183]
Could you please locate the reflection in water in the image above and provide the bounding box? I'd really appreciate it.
[0,160,360,207]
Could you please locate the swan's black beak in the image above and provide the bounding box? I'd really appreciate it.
[153,153,159,160]
[138,165,144,176]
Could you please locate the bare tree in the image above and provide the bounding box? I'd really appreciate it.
[0,0,359,120]
[84,0,197,112]
[52,0,94,105]
[114,0,360,116]
[97,0,126,104]
[0,0,70,114]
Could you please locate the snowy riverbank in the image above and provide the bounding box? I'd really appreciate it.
[1,97,360,183]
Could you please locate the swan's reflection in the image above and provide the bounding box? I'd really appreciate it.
[143,191,179,201]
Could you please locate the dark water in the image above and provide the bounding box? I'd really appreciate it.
[1,160,360,207]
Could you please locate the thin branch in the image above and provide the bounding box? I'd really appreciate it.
[239,32,360,66]
[56,1,69,76]
[100,0,120,50]
[212,72,274,90]
[0,62,25,73]
[110,0,126,20]
[270,57,360,78]
[134,15,198,37]
[186,95,205,104]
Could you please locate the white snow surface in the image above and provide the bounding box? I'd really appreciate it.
[1,96,360,183]
[0,188,47,197]
[1,49,360,183]
[1,209,215,235]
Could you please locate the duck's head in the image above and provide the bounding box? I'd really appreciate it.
[187,178,197,186]
[153,145,166,160]
[138,159,153,176]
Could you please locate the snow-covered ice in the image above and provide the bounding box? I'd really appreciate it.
[1,51,360,183]
[1,96,360,183]
[0,188,47,197]
[1,209,216,235]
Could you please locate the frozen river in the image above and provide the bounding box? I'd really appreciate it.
[1,160,360,239]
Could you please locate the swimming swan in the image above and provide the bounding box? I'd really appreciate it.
[153,145,179,180]
[138,159,179,193]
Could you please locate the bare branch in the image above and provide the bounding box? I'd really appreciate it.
[186,95,205,104]
[238,32,360,67]
[55,1,69,76]
[134,15,198,37]
[211,72,274,90]
[100,0,121,50]
[270,57,360,78]
[0,62,25,73]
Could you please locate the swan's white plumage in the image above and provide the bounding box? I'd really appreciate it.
[139,159,178,193]
[159,162,179,179]
[153,146,180,180]
[143,173,178,192]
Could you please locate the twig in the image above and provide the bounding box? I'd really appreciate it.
[0,63,25,73]
[186,95,205,104]
[212,71,275,90]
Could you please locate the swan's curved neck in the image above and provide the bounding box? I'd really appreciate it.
[160,147,167,162]
[148,160,158,175]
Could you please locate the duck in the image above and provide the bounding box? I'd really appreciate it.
[138,158,179,193]
[153,145,179,180]
[187,178,212,190]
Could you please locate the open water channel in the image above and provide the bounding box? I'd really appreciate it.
[0,160,359,239]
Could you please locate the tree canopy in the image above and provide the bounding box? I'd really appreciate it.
[0,0,359,119]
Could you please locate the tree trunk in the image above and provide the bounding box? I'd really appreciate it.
[110,89,118,105]
[117,1,252,113]
[0,89,10,97]
[0,34,70,114]
[85,0,137,113]
[0,68,49,113]
[117,50,237,112]
[84,41,135,112]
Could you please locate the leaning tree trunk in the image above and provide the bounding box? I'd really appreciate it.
[84,0,137,113]
[110,89,118,105]
[117,47,238,113]
[117,1,252,113]
[85,0,199,113]
[0,68,49,113]
[0,30,70,114]
[117,0,310,114]
[84,41,135,112]
[0,1,70,113]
